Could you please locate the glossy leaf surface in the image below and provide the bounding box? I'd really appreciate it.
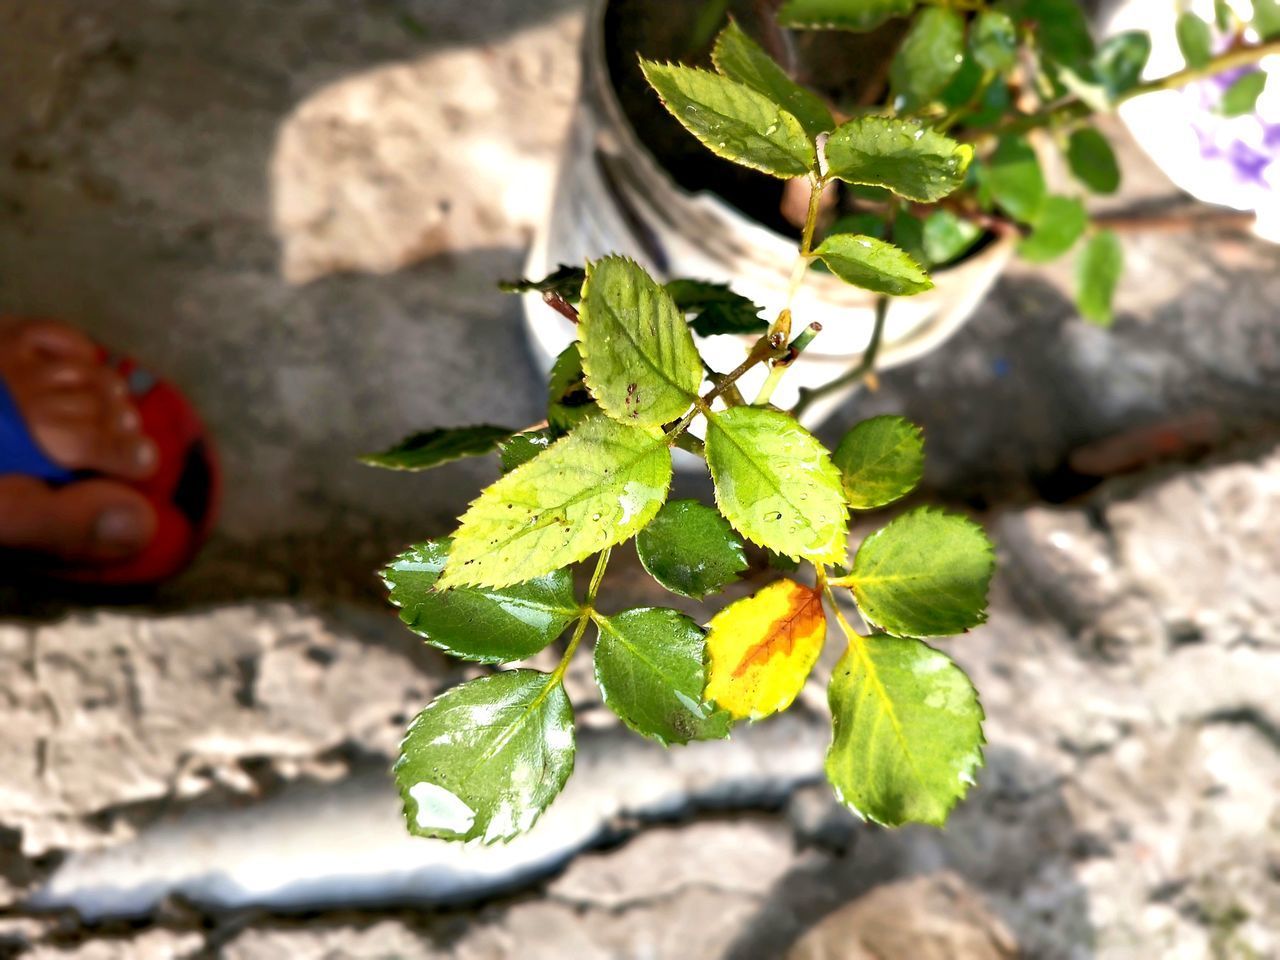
[396,670,574,843]
[579,256,702,427]
[833,415,924,510]
[813,234,932,296]
[704,579,827,720]
[778,0,916,32]
[636,499,748,599]
[361,425,512,472]
[498,430,555,473]
[705,406,848,565]
[849,507,994,637]
[640,60,816,179]
[440,417,672,589]
[594,607,733,745]
[826,635,984,826]
[825,117,973,203]
[384,539,578,664]
[712,20,834,139]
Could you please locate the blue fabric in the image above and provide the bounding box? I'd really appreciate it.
[0,376,76,483]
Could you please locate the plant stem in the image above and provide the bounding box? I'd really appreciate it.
[978,38,1280,142]
[551,547,612,685]
[792,295,889,420]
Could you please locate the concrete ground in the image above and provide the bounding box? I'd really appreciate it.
[1,1,1279,958]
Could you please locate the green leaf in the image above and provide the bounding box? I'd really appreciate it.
[1220,71,1267,117]
[547,343,595,434]
[891,211,928,269]
[777,0,917,32]
[826,635,984,827]
[593,608,733,745]
[665,279,767,337]
[1216,0,1234,30]
[499,429,555,473]
[813,234,932,296]
[1018,195,1087,263]
[833,415,924,510]
[361,425,513,472]
[1176,13,1213,69]
[636,499,749,599]
[890,8,966,110]
[1093,32,1151,99]
[1076,230,1124,327]
[705,406,848,565]
[499,264,586,303]
[712,21,834,139]
[440,417,672,589]
[1254,0,1280,40]
[383,539,578,664]
[921,210,982,267]
[998,0,1093,73]
[579,256,703,427]
[970,10,1018,73]
[639,60,816,179]
[825,117,973,203]
[396,670,574,843]
[984,136,1046,223]
[848,506,994,637]
[1066,128,1121,195]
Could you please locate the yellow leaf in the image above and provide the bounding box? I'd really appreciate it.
[704,579,827,720]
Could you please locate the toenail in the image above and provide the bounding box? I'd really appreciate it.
[120,408,141,432]
[94,505,150,549]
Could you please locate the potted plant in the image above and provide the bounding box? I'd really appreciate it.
[363,0,1278,845]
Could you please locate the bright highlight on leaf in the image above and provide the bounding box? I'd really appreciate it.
[579,256,702,427]
[383,539,579,664]
[849,507,994,638]
[705,406,849,565]
[833,415,924,510]
[636,499,748,599]
[440,417,672,589]
[640,60,817,179]
[395,670,575,843]
[594,607,733,745]
[825,634,984,827]
[778,0,916,31]
[824,117,973,203]
[813,234,933,296]
[704,579,827,720]
[361,425,513,472]
[498,429,554,473]
[712,20,834,139]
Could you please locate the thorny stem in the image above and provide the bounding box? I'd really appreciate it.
[754,322,824,406]
[973,38,1280,145]
[551,546,612,685]
[792,295,889,420]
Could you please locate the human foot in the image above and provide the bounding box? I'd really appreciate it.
[0,318,159,562]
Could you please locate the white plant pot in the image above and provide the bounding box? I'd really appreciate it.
[1105,0,1280,240]
[523,0,1016,431]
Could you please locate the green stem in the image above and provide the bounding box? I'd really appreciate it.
[551,547,611,685]
[977,38,1280,143]
[792,295,889,420]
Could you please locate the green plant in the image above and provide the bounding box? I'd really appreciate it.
[367,0,1277,844]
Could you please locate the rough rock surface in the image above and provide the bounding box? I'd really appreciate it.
[2,0,1279,958]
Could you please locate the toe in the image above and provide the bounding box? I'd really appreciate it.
[7,318,98,362]
[0,475,156,562]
